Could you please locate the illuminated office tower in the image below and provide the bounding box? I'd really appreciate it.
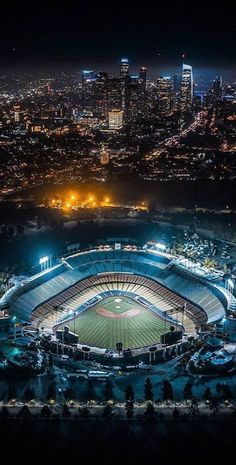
[139,67,147,109]
[139,66,147,86]
[128,74,140,117]
[108,109,124,129]
[173,74,181,94]
[120,58,129,112]
[180,63,193,112]
[173,74,182,111]
[95,72,108,116]
[81,70,96,113]
[156,76,173,113]
[213,76,223,99]
[106,78,122,113]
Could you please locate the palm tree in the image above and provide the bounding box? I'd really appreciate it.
[18,405,31,418]
[0,406,10,419]
[46,383,56,402]
[102,404,113,418]
[125,384,134,403]
[24,386,35,403]
[209,398,219,415]
[203,387,212,401]
[172,407,180,420]
[87,380,96,401]
[144,403,156,419]
[41,405,51,418]
[183,381,193,402]
[162,380,173,402]
[144,378,154,402]
[126,402,134,419]
[104,379,114,402]
[62,403,71,417]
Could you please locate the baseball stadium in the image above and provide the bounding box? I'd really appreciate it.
[0,242,234,366]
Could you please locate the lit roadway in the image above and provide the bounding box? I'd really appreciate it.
[150,110,210,157]
[2,401,235,419]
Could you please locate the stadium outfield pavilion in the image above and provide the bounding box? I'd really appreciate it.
[1,242,235,365]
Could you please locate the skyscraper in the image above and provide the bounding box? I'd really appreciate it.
[139,67,147,85]
[120,58,129,112]
[106,78,122,113]
[139,67,147,110]
[180,64,193,113]
[81,70,96,114]
[95,72,109,116]
[156,76,173,113]
[128,74,140,117]
[173,74,181,94]
[213,76,223,99]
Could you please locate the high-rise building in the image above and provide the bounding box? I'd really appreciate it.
[156,76,173,113]
[95,72,109,116]
[81,70,96,113]
[108,109,124,129]
[120,58,129,112]
[139,67,147,109]
[213,76,223,99]
[173,74,181,94]
[128,74,140,117]
[106,78,122,113]
[180,64,193,113]
[139,67,147,86]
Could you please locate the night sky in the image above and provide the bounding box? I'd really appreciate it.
[0,2,235,62]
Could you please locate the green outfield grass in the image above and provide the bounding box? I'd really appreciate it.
[60,296,180,349]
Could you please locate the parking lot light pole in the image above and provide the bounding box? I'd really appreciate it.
[12,316,16,341]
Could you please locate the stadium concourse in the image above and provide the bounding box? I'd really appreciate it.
[0,243,232,356]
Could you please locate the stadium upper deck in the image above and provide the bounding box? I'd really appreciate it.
[0,247,228,329]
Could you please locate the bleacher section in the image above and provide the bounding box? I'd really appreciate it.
[64,249,170,271]
[30,273,200,332]
[161,270,225,324]
[4,248,227,330]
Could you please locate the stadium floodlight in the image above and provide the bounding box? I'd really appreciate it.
[155,243,166,251]
[39,256,49,265]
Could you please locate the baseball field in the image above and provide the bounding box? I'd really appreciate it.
[61,296,179,349]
